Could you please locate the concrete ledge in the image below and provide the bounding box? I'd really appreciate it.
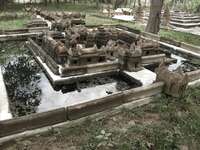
[0,81,163,138]
[142,54,166,64]
[181,42,200,54]
[67,92,124,120]
[61,61,119,77]
[160,37,181,47]
[0,32,43,42]
[188,79,200,87]
[0,108,66,138]
[27,39,59,75]
[0,116,29,137]
[27,108,66,130]
[123,82,164,102]
[141,31,160,41]
[186,69,200,82]
[0,97,154,145]
[67,82,164,120]
[0,27,49,35]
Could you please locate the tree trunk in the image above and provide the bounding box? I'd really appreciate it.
[133,0,136,8]
[96,0,100,8]
[144,0,147,8]
[0,0,7,11]
[145,0,164,34]
[44,0,48,6]
[138,0,141,7]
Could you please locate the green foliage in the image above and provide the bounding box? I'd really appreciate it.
[0,17,29,30]
[3,54,41,117]
[159,29,200,46]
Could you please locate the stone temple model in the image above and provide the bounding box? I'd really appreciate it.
[27,24,173,77]
[35,26,144,77]
[27,9,185,96]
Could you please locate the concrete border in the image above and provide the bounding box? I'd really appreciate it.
[0,82,164,138]
[0,108,66,138]
[0,32,42,42]
[0,97,154,145]
[0,27,49,35]
[186,69,200,82]
[0,27,49,42]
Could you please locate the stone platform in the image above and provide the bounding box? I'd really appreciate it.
[170,13,200,28]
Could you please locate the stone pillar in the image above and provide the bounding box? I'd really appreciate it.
[123,42,142,72]
[95,27,111,49]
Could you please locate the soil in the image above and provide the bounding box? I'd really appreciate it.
[1,111,160,150]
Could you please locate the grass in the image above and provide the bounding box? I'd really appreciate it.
[43,3,99,13]
[1,86,200,150]
[159,29,200,47]
[0,17,29,30]
[86,15,144,30]
[5,3,99,13]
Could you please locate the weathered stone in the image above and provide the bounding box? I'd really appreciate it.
[156,62,189,97]
[95,27,111,48]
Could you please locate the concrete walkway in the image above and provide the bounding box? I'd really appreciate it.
[0,67,12,121]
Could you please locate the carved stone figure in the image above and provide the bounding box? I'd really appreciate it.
[156,62,189,97]
[124,42,142,72]
[95,27,111,48]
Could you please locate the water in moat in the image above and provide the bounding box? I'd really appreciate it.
[0,42,141,118]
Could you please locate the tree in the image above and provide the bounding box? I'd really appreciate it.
[0,0,6,11]
[114,0,127,9]
[96,0,100,8]
[44,0,48,6]
[145,0,164,34]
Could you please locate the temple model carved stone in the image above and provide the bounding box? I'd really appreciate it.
[156,62,188,97]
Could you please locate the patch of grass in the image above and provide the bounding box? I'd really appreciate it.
[86,15,143,30]
[0,17,29,30]
[5,3,98,13]
[45,3,98,13]
[159,29,200,47]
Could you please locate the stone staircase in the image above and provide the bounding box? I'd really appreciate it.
[170,12,200,28]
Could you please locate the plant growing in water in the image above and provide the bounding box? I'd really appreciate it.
[3,55,41,117]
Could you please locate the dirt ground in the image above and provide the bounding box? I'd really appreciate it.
[1,112,161,150]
